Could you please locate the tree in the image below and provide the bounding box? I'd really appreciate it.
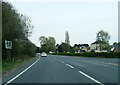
[39,36,47,47]
[96,30,111,51]
[47,37,56,52]
[96,30,110,44]
[2,1,36,60]
[113,42,118,45]
[58,42,71,53]
[65,31,70,45]
[39,36,56,53]
[113,42,120,45]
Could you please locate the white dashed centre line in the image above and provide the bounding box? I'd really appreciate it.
[66,64,74,68]
[100,62,118,66]
[78,71,104,85]
[60,60,64,63]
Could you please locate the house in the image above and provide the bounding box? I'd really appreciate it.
[56,44,59,53]
[56,44,59,49]
[90,41,108,52]
[111,45,120,52]
[73,44,89,52]
[90,41,100,50]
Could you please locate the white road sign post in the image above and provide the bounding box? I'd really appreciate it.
[5,40,12,49]
[5,40,12,60]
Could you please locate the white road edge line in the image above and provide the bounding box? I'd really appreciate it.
[4,57,41,84]
[78,71,104,85]
[66,64,74,68]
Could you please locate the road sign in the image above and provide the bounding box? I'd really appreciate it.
[5,40,12,49]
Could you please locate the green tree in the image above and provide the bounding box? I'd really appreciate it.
[113,42,120,45]
[47,37,56,52]
[58,43,71,53]
[96,30,110,51]
[2,1,36,60]
[39,36,47,46]
[65,31,70,45]
[96,30,110,43]
[39,36,56,53]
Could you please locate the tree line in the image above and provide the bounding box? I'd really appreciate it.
[38,36,56,53]
[2,1,37,61]
[38,30,119,53]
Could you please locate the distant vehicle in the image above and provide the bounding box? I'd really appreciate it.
[41,52,47,57]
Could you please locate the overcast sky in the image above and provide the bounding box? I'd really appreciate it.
[8,0,118,47]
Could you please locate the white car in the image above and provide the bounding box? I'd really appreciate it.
[41,52,47,57]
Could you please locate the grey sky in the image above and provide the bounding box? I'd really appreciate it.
[9,0,118,47]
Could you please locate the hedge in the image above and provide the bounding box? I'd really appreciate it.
[52,52,120,58]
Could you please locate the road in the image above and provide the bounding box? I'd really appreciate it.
[3,55,119,84]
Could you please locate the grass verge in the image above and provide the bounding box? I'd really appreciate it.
[2,57,37,75]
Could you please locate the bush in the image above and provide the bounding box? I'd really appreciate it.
[52,52,119,58]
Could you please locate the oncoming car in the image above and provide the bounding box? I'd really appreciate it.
[41,52,47,57]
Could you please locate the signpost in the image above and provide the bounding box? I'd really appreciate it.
[5,40,12,49]
[5,40,12,60]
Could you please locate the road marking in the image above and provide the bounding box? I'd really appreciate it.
[4,57,41,84]
[66,64,74,68]
[100,62,118,66]
[60,60,64,63]
[78,71,104,85]
[107,63,118,66]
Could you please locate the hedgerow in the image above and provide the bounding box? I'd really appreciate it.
[52,52,119,58]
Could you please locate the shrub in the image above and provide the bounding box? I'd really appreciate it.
[52,52,119,58]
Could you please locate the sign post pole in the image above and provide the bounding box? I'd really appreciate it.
[5,40,12,60]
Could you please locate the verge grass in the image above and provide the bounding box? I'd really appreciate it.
[2,57,37,74]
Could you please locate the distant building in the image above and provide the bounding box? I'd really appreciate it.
[111,45,120,52]
[56,44,59,53]
[90,41,108,52]
[73,44,89,52]
[90,41,100,50]
[56,44,59,49]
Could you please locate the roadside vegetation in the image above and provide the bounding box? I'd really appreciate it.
[51,30,119,58]
[2,57,37,75]
[38,30,120,58]
[52,52,119,58]
[2,1,37,73]
[38,36,56,53]
[2,1,37,61]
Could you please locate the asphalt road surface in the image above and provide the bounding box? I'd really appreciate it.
[3,55,119,84]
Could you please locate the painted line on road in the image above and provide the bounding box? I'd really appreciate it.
[78,71,104,85]
[60,60,64,63]
[4,57,41,84]
[100,62,118,66]
[66,64,74,68]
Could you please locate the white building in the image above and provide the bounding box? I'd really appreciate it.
[90,41,108,52]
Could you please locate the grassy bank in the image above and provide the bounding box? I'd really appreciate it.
[2,57,37,74]
[52,52,120,58]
